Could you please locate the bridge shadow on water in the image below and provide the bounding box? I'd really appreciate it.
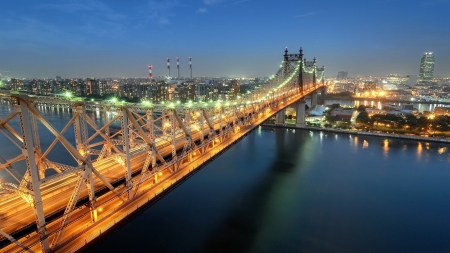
[80,127,314,253]
[200,128,309,253]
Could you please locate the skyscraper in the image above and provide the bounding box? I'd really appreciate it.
[337,71,348,81]
[418,52,435,85]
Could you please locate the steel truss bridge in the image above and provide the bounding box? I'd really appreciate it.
[0,48,328,253]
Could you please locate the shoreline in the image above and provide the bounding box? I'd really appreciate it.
[322,96,450,106]
[261,124,450,144]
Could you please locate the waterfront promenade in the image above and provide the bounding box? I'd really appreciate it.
[347,97,450,106]
[264,124,450,144]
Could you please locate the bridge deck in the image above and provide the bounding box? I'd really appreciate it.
[0,49,328,252]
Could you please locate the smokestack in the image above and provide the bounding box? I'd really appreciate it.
[148,65,152,79]
[167,58,170,77]
[189,57,192,80]
[177,57,180,78]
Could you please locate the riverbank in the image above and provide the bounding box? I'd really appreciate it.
[262,123,450,144]
[323,96,450,106]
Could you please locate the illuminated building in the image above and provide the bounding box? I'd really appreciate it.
[337,71,348,81]
[87,78,106,96]
[434,107,450,116]
[418,52,435,85]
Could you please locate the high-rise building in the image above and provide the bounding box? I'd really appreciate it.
[87,78,106,96]
[418,52,435,85]
[406,75,417,87]
[337,71,348,81]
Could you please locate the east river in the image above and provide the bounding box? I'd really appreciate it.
[1,104,450,252]
[83,127,450,253]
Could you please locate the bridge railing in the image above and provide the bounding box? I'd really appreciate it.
[0,49,329,252]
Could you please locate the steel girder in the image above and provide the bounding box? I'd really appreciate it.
[0,49,328,252]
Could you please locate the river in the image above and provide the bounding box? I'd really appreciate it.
[81,126,450,253]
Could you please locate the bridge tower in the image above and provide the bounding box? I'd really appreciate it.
[0,48,327,252]
[310,57,318,108]
[276,47,306,124]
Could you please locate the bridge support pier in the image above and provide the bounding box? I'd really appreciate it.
[311,92,318,108]
[321,86,327,97]
[275,109,286,125]
[296,99,306,127]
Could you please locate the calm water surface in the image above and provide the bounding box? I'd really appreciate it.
[82,126,450,253]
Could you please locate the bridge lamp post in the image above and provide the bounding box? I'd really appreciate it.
[246,90,251,101]
[64,91,72,100]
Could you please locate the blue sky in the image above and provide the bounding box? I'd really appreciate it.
[1,0,449,78]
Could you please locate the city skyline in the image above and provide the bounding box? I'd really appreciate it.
[1,0,450,79]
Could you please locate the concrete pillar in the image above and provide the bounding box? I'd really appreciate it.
[321,87,327,97]
[296,99,306,127]
[275,109,286,125]
[311,92,318,108]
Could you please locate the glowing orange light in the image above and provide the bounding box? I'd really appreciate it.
[78,148,85,156]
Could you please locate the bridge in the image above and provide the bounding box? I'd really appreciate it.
[0,48,328,253]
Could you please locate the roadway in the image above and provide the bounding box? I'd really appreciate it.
[0,84,323,252]
[0,97,261,251]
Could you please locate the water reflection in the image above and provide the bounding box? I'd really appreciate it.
[84,127,450,253]
[363,140,369,148]
[383,139,389,157]
[417,143,423,159]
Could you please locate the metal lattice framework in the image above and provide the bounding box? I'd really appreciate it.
[0,48,328,253]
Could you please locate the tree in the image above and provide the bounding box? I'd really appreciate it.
[356,105,369,112]
[325,115,336,124]
[417,116,428,130]
[356,111,370,124]
[404,114,418,129]
[329,104,341,110]
[372,114,384,126]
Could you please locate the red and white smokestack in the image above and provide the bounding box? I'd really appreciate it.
[189,57,192,79]
[148,65,153,79]
[167,58,170,77]
[177,57,180,78]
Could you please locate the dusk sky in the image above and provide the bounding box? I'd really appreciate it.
[1,0,450,79]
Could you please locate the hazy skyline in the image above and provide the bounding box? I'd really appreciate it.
[1,0,450,79]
